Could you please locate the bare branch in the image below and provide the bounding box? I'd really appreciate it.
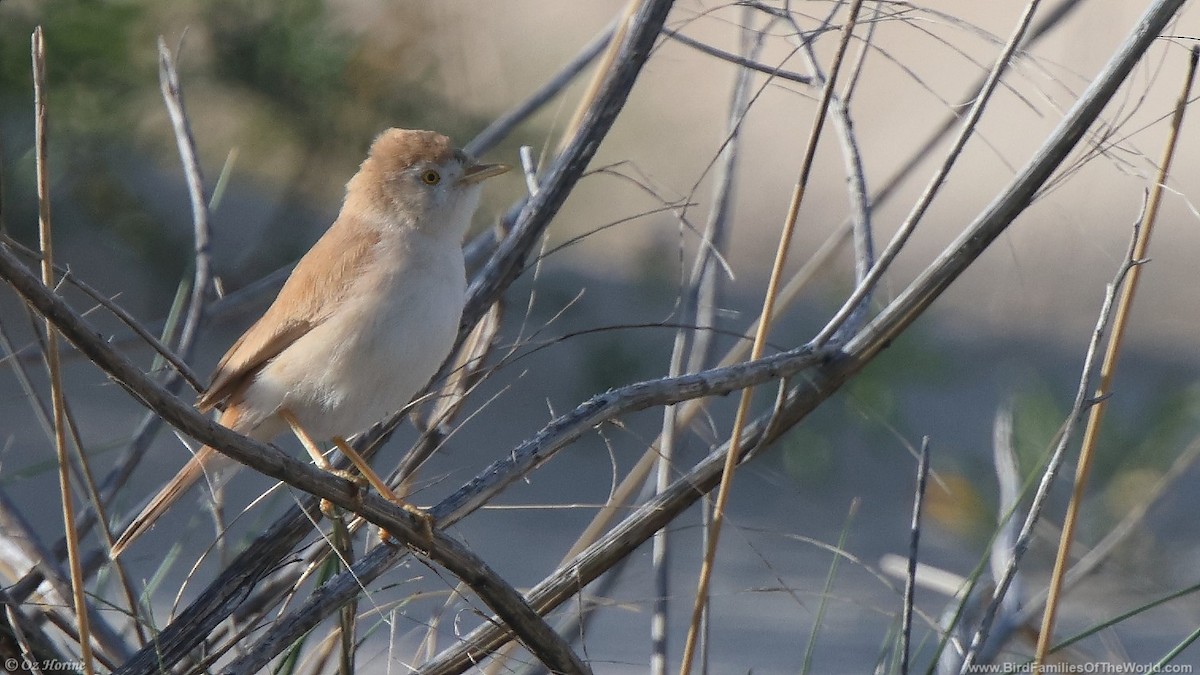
[156,37,212,366]
[0,240,587,675]
[461,0,676,334]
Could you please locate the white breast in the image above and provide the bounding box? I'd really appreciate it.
[245,231,466,441]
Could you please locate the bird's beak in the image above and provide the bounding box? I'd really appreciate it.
[458,162,510,185]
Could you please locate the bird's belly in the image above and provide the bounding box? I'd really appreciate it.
[245,270,463,441]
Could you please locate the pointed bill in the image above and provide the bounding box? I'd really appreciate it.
[458,162,509,184]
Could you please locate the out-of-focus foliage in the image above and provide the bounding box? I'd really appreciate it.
[0,0,153,133]
[0,0,501,296]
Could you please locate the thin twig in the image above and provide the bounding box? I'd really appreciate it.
[652,11,761,674]
[31,27,95,675]
[960,232,1146,670]
[679,3,864,672]
[661,27,813,85]
[1020,430,1200,625]
[156,37,212,369]
[815,78,874,341]
[461,0,676,335]
[464,20,616,158]
[0,236,203,390]
[2,587,68,674]
[900,438,930,675]
[1033,44,1200,668]
[814,0,1045,346]
[554,0,641,154]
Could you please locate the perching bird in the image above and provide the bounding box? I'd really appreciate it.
[112,128,507,557]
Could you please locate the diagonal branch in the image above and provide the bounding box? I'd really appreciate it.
[460,0,677,334]
[0,242,588,675]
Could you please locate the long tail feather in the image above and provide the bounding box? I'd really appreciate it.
[111,445,234,558]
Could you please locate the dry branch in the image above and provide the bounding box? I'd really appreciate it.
[0,240,590,675]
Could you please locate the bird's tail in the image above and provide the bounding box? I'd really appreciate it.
[111,445,235,558]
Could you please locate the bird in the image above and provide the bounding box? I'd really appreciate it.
[111,128,508,558]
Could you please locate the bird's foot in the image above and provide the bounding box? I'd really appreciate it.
[320,468,369,519]
[380,498,435,554]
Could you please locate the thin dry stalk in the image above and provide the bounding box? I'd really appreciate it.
[678,2,865,671]
[555,0,642,153]
[0,236,204,390]
[334,517,356,675]
[31,27,95,675]
[661,27,813,85]
[649,11,760,674]
[465,21,615,158]
[901,438,931,675]
[1032,45,1200,667]
[960,233,1143,670]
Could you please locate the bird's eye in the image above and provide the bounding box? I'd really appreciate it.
[421,169,441,185]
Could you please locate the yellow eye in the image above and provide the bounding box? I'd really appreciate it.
[421,169,441,185]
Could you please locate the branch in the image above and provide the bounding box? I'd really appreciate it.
[464,21,616,158]
[156,37,211,366]
[0,242,588,675]
[220,344,828,671]
[460,0,677,333]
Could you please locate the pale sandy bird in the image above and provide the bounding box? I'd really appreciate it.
[112,128,507,557]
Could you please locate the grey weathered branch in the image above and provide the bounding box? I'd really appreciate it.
[220,348,829,673]
[814,0,1043,346]
[156,37,211,366]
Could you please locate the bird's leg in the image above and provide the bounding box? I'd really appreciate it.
[331,436,435,548]
[278,409,364,518]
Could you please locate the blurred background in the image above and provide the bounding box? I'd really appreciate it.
[2,0,1200,671]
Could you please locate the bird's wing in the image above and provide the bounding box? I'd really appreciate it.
[197,219,381,411]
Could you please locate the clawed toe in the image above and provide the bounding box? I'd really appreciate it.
[379,499,435,552]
